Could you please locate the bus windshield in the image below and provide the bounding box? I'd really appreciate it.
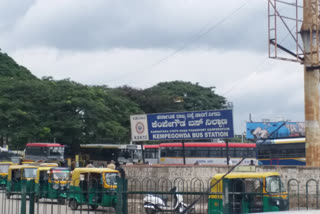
[22,168,37,179]
[48,147,64,157]
[266,176,286,193]
[25,147,48,156]
[0,164,10,173]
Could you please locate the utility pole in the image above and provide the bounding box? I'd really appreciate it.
[301,0,320,166]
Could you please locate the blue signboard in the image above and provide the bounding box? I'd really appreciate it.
[246,122,305,140]
[130,109,234,141]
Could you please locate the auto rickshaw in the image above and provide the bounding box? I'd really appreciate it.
[68,168,120,210]
[0,162,13,189]
[35,167,71,204]
[6,165,39,199]
[208,172,289,214]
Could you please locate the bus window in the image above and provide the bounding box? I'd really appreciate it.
[145,149,157,159]
[184,148,193,157]
[250,148,257,158]
[238,148,245,158]
[222,148,226,157]
[172,148,182,157]
[161,147,182,157]
[160,148,167,157]
[228,148,235,157]
[208,148,218,157]
[198,149,209,157]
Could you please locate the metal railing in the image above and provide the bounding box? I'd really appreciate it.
[1,176,320,214]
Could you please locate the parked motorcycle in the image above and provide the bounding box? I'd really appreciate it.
[143,186,192,213]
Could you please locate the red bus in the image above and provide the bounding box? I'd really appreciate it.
[25,143,65,163]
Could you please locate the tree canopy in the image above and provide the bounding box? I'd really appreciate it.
[0,52,226,149]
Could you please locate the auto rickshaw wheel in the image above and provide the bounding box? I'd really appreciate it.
[69,199,78,210]
[34,196,39,202]
[90,205,98,211]
[6,193,10,199]
[58,197,65,205]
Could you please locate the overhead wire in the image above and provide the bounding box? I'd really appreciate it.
[106,0,252,86]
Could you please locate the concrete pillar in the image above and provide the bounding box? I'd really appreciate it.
[301,0,320,166]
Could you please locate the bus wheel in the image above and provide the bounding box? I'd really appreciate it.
[69,199,78,210]
[58,197,65,205]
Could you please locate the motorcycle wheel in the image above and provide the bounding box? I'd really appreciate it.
[180,205,190,214]
[145,208,156,214]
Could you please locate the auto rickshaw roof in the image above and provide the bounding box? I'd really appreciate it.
[37,166,54,171]
[212,172,280,180]
[8,165,39,180]
[9,165,39,170]
[22,162,36,165]
[35,166,55,182]
[71,168,119,187]
[0,162,13,165]
[72,167,119,175]
[39,163,59,167]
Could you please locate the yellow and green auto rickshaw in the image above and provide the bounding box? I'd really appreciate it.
[68,168,120,210]
[208,172,288,214]
[0,162,13,189]
[6,165,39,199]
[35,167,71,204]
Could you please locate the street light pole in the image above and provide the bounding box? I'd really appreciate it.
[226,139,230,166]
[182,140,186,165]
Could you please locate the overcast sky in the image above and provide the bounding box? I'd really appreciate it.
[0,0,305,135]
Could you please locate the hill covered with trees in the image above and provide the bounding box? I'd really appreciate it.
[0,51,226,149]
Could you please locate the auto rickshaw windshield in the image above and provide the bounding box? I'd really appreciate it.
[0,165,10,173]
[52,171,70,180]
[105,173,119,185]
[266,176,286,193]
[22,168,37,179]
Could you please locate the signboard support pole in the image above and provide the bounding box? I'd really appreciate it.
[226,139,230,166]
[182,140,186,165]
[140,142,146,164]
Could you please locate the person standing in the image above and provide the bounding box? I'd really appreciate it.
[115,162,126,178]
[86,161,94,168]
[107,160,116,170]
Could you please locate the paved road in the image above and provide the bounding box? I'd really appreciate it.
[0,192,116,214]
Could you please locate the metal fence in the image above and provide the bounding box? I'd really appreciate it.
[1,176,320,214]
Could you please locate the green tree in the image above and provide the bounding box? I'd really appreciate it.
[0,51,227,149]
[118,81,226,113]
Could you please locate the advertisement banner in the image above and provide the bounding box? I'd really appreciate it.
[130,109,234,141]
[246,122,305,139]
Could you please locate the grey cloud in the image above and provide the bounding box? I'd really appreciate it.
[2,0,268,52]
[0,0,35,32]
